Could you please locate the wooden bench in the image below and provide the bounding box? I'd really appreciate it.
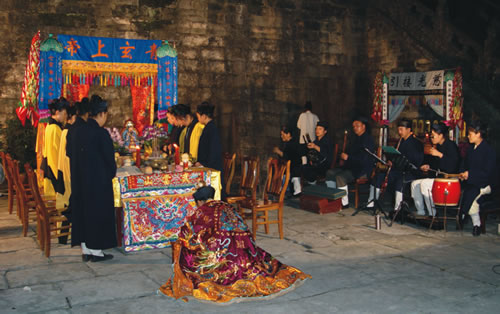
[299,185,346,214]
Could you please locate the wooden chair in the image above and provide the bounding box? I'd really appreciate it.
[222,152,236,196]
[25,164,70,257]
[227,156,260,214]
[0,152,15,215]
[348,146,381,208]
[10,159,37,236]
[249,158,290,240]
[349,177,370,209]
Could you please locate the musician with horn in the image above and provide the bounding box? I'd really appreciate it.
[326,116,375,208]
[458,121,496,237]
[410,122,460,217]
[368,118,424,212]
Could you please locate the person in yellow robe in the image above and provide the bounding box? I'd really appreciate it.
[42,98,68,196]
[173,104,205,161]
[55,105,77,209]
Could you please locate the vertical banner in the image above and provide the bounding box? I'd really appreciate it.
[445,79,453,121]
[157,54,177,122]
[39,50,63,122]
[17,31,41,126]
[382,80,388,146]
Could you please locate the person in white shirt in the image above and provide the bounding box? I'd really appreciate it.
[297,101,319,164]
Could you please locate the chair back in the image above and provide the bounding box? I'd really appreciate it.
[0,152,9,182]
[24,164,45,241]
[3,153,14,182]
[11,159,29,205]
[331,143,339,169]
[222,152,236,195]
[238,156,260,200]
[263,158,290,205]
[24,164,43,207]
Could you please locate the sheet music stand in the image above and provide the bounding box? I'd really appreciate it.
[351,148,390,219]
[383,149,418,227]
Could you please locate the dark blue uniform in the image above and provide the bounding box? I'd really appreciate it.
[460,140,497,215]
[344,132,376,178]
[197,120,223,172]
[69,118,117,250]
[303,135,333,182]
[375,135,424,192]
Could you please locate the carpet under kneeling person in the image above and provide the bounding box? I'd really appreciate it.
[158,186,310,304]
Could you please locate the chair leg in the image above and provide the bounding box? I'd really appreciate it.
[354,184,359,209]
[252,209,258,241]
[8,184,13,214]
[39,218,46,251]
[45,222,51,258]
[15,192,22,220]
[22,204,29,237]
[36,217,43,250]
[278,207,283,239]
[264,210,269,234]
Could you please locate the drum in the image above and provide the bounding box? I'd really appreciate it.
[432,178,461,206]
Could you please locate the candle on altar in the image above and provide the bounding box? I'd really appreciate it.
[135,145,141,168]
[173,144,180,165]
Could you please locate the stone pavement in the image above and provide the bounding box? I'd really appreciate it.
[1,195,500,314]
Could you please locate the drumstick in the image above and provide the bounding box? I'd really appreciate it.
[428,168,461,178]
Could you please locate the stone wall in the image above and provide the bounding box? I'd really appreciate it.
[1,0,498,160]
[0,0,371,161]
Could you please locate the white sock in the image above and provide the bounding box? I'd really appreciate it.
[301,156,307,165]
[326,180,336,188]
[395,191,403,211]
[339,185,349,206]
[470,213,481,227]
[81,242,104,257]
[291,177,301,195]
[367,185,375,207]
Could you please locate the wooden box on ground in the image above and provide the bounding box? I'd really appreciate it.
[300,185,346,214]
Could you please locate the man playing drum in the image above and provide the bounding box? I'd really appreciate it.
[410,122,460,217]
[458,121,497,236]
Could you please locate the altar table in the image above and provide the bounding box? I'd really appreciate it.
[113,168,221,252]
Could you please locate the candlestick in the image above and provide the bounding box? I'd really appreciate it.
[174,144,180,165]
[135,145,141,168]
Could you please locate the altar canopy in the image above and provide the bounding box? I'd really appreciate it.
[371,68,463,145]
[17,32,178,129]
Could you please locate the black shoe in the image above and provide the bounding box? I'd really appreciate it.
[342,204,350,209]
[472,226,481,237]
[292,192,302,198]
[90,253,114,262]
[82,254,91,262]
